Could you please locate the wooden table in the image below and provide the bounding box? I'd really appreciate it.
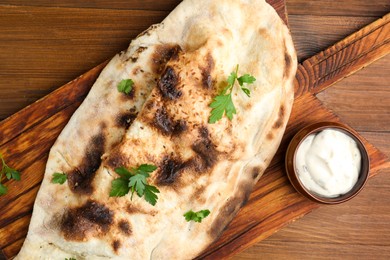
[0,0,389,259]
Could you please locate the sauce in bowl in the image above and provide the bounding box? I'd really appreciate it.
[285,122,370,204]
[295,129,361,198]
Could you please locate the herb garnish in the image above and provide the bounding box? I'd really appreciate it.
[110,164,160,206]
[117,79,134,94]
[184,209,210,223]
[209,65,256,123]
[51,172,67,184]
[0,153,21,196]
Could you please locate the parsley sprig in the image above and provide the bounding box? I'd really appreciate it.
[117,79,134,94]
[110,164,160,206]
[209,65,256,123]
[51,172,67,184]
[0,153,21,196]
[184,209,210,223]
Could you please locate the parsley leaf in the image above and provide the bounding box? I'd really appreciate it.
[117,79,134,94]
[184,209,211,223]
[5,168,20,181]
[110,178,130,197]
[209,94,236,123]
[65,258,77,260]
[0,183,7,196]
[51,172,67,184]
[138,164,158,173]
[114,166,133,179]
[237,74,256,86]
[110,164,160,206]
[128,172,147,198]
[143,184,160,206]
[227,70,238,86]
[241,87,251,97]
[0,153,21,196]
[209,65,256,123]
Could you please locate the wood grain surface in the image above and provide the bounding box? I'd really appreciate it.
[0,0,389,259]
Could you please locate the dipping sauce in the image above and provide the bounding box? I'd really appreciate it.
[295,129,361,198]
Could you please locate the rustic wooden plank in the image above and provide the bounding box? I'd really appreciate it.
[2,0,389,17]
[0,215,30,250]
[286,0,390,17]
[0,64,104,146]
[0,6,167,120]
[0,216,30,259]
[1,238,24,260]
[0,158,45,211]
[0,185,37,229]
[0,100,80,182]
[0,0,182,11]
[295,13,390,98]
[316,55,390,132]
[361,132,390,155]
[289,15,377,61]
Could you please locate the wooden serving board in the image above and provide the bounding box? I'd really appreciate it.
[0,1,389,258]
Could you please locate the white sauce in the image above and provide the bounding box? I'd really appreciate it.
[295,129,361,198]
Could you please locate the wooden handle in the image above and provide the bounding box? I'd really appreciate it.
[295,13,390,97]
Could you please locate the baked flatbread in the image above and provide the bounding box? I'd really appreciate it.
[16,0,297,259]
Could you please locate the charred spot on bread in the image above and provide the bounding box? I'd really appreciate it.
[266,132,274,140]
[251,166,262,179]
[137,24,160,38]
[201,71,213,89]
[157,156,187,185]
[283,41,293,78]
[152,44,182,74]
[154,107,187,136]
[68,133,105,195]
[132,66,142,75]
[126,204,157,216]
[105,149,127,170]
[173,119,187,134]
[128,46,148,63]
[208,196,243,239]
[272,105,285,129]
[112,240,121,253]
[209,181,252,239]
[154,107,173,135]
[200,53,215,89]
[118,220,132,236]
[158,66,182,100]
[125,204,139,215]
[61,200,113,241]
[193,185,207,204]
[116,109,137,129]
[191,127,218,171]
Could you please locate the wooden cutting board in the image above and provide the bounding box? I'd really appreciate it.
[0,1,389,258]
